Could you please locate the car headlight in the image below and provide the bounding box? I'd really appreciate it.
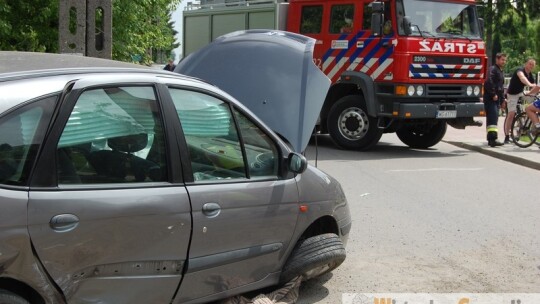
[407,85,415,96]
[473,86,481,96]
[416,85,424,96]
[466,86,473,96]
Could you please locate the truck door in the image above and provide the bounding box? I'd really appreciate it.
[354,1,395,81]
[294,2,360,83]
[323,3,358,82]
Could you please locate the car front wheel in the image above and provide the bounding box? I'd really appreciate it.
[0,290,30,304]
[280,233,346,284]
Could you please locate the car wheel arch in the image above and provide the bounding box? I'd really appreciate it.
[0,278,45,304]
[300,215,340,240]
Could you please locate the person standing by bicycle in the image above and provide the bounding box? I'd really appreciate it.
[483,53,507,147]
[504,58,540,143]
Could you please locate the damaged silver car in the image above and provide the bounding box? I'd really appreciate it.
[0,31,351,304]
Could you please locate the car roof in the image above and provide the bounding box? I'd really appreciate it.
[0,51,149,73]
[0,52,229,113]
[0,52,269,130]
[0,51,181,81]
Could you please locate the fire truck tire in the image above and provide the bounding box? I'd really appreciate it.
[327,95,382,150]
[396,121,447,149]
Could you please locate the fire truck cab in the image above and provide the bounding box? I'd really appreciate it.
[289,0,486,149]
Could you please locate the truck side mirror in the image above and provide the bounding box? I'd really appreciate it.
[478,18,485,39]
[371,12,383,36]
[403,16,412,35]
[369,1,384,36]
[369,1,384,13]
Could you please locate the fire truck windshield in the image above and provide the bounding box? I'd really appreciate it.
[398,0,481,39]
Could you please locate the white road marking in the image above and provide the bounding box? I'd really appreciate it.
[387,168,483,172]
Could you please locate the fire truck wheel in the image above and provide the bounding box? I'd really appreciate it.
[396,121,447,149]
[327,95,382,150]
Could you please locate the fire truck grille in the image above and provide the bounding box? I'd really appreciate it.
[409,64,483,79]
[426,85,463,96]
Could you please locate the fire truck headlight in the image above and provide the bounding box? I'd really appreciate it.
[473,86,481,96]
[416,85,424,96]
[466,86,473,96]
[407,85,415,96]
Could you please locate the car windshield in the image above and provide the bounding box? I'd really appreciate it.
[400,0,481,39]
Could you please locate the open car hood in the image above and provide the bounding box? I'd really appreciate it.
[176,30,330,152]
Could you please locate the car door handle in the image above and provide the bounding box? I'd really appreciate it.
[202,203,221,218]
[50,214,80,232]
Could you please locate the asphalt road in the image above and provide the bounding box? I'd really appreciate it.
[297,133,540,303]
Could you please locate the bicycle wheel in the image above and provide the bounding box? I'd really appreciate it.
[511,112,536,148]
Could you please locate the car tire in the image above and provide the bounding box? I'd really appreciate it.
[280,233,346,284]
[396,121,447,149]
[0,290,30,304]
[327,95,382,150]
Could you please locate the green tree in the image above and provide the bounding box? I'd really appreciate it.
[0,1,59,52]
[112,0,181,64]
[0,0,180,65]
[152,13,180,64]
[479,0,540,75]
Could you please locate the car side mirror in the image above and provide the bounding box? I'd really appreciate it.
[403,16,412,35]
[287,152,307,174]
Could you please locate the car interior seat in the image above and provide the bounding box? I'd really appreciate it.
[89,133,159,182]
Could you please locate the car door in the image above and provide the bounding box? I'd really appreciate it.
[166,88,300,303]
[27,78,191,303]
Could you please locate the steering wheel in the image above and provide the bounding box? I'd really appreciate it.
[250,152,275,174]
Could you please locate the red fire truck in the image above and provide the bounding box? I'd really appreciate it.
[182,0,487,149]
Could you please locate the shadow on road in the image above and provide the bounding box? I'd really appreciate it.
[296,272,333,304]
[304,134,473,162]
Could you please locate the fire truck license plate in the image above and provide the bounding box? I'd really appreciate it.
[436,110,457,118]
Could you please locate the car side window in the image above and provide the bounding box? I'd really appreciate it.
[0,96,56,186]
[56,86,167,184]
[169,89,247,182]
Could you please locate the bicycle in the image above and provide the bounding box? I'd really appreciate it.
[510,95,540,148]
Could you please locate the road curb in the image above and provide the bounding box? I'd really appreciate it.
[443,140,540,171]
